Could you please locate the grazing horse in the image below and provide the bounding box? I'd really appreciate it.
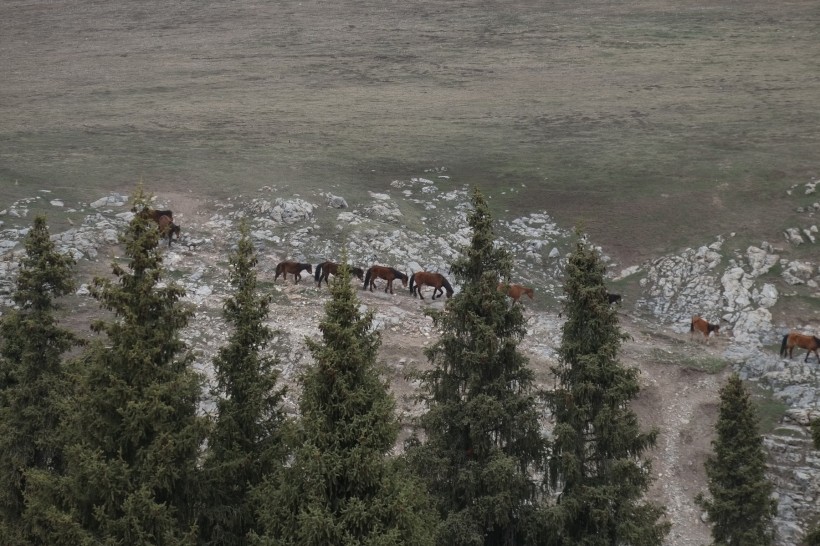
[498,283,534,304]
[690,315,720,343]
[314,261,365,287]
[780,331,820,363]
[363,265,408,294]
[409,271,454,300]
[157,214,181,247]
[607,293,622,305]
[274,261,313,284]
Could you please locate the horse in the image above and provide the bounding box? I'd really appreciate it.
[780,331,820,363]
[690,315,720,343]
[314,261,365,287]
[498,283,534,304]
[607,293,622,305]
[363,265,408,294]
[274,261,313,284]
[409,271,454,300]
[135,206,174,224]
[157,214,181,247]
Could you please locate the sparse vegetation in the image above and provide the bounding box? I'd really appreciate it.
[649,348,730,375]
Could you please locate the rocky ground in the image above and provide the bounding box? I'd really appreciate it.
[1,180,819,545]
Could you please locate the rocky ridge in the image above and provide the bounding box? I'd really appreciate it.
[0,177,818,545]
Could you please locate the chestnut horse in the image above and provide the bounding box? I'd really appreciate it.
[409,271,454,300]
[780,331,820,362]
[498,283,534,304]
[690,315,720,343]
[274,261,313,284]
[314,261,365,287]
[157,214,181,247]
[363,265,408,294]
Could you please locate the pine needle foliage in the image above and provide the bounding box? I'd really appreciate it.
[546,234,668,546]
[0,216,80,543]
[696,373,776,546]
[252,256,436,546]
[407,187,549,546]
[199,220,287,545]
[26,188,208,545]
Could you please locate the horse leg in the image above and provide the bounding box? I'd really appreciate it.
[295,273,300,284]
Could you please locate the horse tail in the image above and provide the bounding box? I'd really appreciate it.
[363,268,372,289]
[442,277,453,296]
[690,316,696,333]
[314,263,323,282]
[409,273,416,292]
[780,334,789,357]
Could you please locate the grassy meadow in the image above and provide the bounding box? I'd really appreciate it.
[1,0,818,266]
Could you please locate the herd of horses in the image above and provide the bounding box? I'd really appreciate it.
[690,314,819,363]
[137,207,820,364]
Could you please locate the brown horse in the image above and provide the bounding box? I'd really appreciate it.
[780,331,820,362]
[314,261,365,287]
[274,261,313,284]
[498,283,534,304]
[363,265,408,294]
[157,214,181,247]
[690,315,720,343]
[135,206,174,224]
[409,271,454,300]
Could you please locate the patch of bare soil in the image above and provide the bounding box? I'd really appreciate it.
[623,321,731,546]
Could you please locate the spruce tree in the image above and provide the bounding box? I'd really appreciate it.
[696,373,776,546]
[26,189,208,545]
[252,257,436,546]
[199,221,287,545]
[407,187,549,546]
[0,215,80,543]
[547,234,668,545]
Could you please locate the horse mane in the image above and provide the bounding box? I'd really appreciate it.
[392,268,407,280]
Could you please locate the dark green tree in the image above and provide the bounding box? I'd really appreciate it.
[0,215,80,544]
[26,189,208,545]
[407,187,549,546]
[547,234,668,545]
[252,258,436,546]
[198,221,287,545]
[696,373,776,546]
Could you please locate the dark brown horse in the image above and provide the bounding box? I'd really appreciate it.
[314,261,365,287]
[498,282,534,304]
[157,214,181,247]
[135,206,174,224]
[274,261,313,284]
[409,271,454,300]
[780,331,820,362]
[363,265,408,294]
